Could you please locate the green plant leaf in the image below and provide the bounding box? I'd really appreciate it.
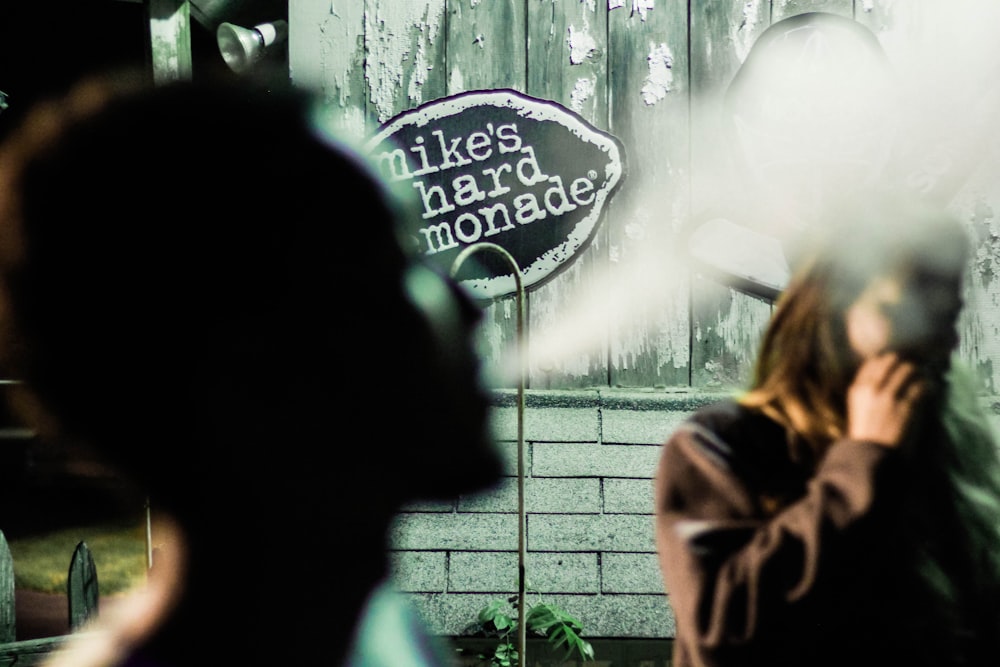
[493,642,517,667]
[479,600,505,623]
[474,598,594,664]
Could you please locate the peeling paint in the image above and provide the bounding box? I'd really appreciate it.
[973,199,1000,286]
[568,25,597,65]
[860,0,875,12]
[570,76,597,114]
[448,66,465,93]
[625,222,645,241]
[583,0,597,13]
[608,0,625,10]
[733,0,764,63]
[716,296,772,368]
[365,1,445,122]
[631,0,654,21]
[641,42,673,106]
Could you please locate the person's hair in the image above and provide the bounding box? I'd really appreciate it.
[0,71,503,662]
[740,193,971,458]
[741,191,1000,650]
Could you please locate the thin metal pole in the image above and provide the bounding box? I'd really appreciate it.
[145,497,153,570]
[450,243,526,667]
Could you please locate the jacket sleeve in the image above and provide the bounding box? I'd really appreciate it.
[654,416,890,661]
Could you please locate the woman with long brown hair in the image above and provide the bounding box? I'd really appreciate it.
[655,194,1000,666]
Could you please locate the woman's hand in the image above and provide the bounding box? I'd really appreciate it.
[846,352,928,447]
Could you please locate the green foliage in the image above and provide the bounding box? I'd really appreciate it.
[8,521,147,595]
[465,593,595,666]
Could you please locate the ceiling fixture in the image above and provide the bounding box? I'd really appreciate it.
[216,20,288,74]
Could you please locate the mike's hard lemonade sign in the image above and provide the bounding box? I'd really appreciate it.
[364,90,625,300]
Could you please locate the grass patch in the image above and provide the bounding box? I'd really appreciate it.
[7,520,149,595]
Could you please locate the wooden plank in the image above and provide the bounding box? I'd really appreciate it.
[954,182,1000,395]
[772,0,853,22]
[445,0,528,389]
[687,1,859,392]
[686,0,772,392]
[289,1,368,141]
[67,542,98,632]
[857,2,1000,395]
[0,636,68,666]
[690,275,773,390]
[689,0,768,217]
[606,0,690,388]
[366,0,448,124]
[147,0,193,84]
[444,0,526,94]
[0,531,12,643]
[524,0,610,389]
[293,1,449,141]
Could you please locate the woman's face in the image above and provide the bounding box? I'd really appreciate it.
[845,262,964,370]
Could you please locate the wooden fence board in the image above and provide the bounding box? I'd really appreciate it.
[855,1,1000,394]
[772,0,853,22]
[147,0,193,85]
[67,542,98,632]
[0,636,68,667]
[288,1,368,141]
[0,533,12,643]
[367,0,448,125]
[445,0,526,94]
[524,0,611,389]
[286,1,1000,396]
[686,0,772,392]
[0,535,100,662]
[606,1,691,389]
[445,0,528,389]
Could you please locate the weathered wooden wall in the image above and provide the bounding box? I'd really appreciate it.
[290,0,1000,396]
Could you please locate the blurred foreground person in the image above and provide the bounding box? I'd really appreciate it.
[655,194,1000,666]
[0,73,503,666]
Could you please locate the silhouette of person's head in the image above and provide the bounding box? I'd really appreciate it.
[0,72,503,665]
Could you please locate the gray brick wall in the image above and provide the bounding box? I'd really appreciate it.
[387,390,1000,640]
[389,388,725,640]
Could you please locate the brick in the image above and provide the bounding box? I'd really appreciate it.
[447,551,599,594]
[449,551,518,592]
[526,407,599,441]
[407,592,498,636]
[391,513,518,550]
[460,477,601,514]
[545,593,675,638]
[532,442,660,478]
[458,478,519,513]
[495,407,599,442]
[390,551,447,592]
[407,592,676,639]
[525,552,599,593]
[528,514,655,552]
[601,408,691,445]
[603,478,655,514]
[400,498,455,512]
[601,553,663,594]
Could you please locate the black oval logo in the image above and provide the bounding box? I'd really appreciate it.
[364,89,626,300]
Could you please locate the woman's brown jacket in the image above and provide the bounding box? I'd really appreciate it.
[654,399,1000,667]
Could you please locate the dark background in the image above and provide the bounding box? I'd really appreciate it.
[0,2,148,143]
[0,0,282,536]
[0,0,288,144]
